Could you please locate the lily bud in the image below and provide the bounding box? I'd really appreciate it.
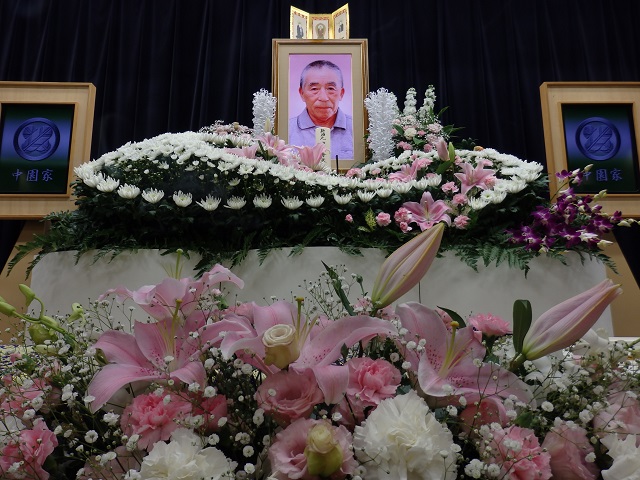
[521,279,622,360]
[0,301,16,317]
[371,222,444,309]
[18,284,36,306]
[262,324,300,369]
[305,422,343,477]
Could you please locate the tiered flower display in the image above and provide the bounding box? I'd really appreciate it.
[1,226,639,480]
[11,89,628,277]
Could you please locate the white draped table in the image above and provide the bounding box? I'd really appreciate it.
[29,248,613,334]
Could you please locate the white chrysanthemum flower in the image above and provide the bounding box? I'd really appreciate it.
[253,195,273,208]
[96,176,120,192]
[172,191,193,207]
[138,428,237,480]
[225,196,246,209]
[468,196,490,210]
[306,195,325,208]
[281,197,304,210]
[117,184,141,199]
[357,190,376,202]
[376,187,393,198]
[333,192,352,205]
[391,181,412,194]
[480,189,507,204]
[83,172,105,188]
[197,196,221,211]
[142,188,165,204]
[353,390,458,479]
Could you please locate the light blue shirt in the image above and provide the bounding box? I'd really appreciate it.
[288,108,354,159]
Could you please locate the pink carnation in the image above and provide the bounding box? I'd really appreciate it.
[397,141,412,150]
[393,207,412,224]
[441,181,459,193]
[255,370,324,425]
[375,212,391,227]
[120,391,192,450]
[0,378,55,420]
[452,193,468,205]
[191,393,228,432]
[467,313,512,337]
[269,418,356,480]
[345,214,353,223]
[335,358,401,426]
[541,421,599,480]
[459,396,509,435]
[481,425,552,480]
[453,215,470,229]
[0,419,58,480]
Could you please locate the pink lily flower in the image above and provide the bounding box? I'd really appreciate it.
[435,138,450,162]
[397,302,533,404]
[256,132,294,162]
[87,318,207,412]
[370,222,444,310]
[453,161,496,195]
[296,144,326,170]
[402,192,452,230]
[520,279,622,361]
[88,265,245,411]
[212,301,397,405]
[226,145,259,159]
[99,264,244,324]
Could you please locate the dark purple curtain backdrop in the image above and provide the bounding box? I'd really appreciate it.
[2,0,640,270]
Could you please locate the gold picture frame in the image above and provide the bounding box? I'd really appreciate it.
[0,82,96,219]
[540,82,640,217]
[272,39,369,170]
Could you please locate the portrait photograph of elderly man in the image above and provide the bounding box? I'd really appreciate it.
[288,57,354,159]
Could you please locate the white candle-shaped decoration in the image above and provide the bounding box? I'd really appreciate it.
[315,127,331,165]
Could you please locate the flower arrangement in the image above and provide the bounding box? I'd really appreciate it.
[10,85,630,277]
[1,226,639,480]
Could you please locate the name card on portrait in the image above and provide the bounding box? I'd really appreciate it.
[315,127,332,165]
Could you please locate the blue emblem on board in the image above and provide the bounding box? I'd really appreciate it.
[13,117,61,161]
[575,117,620,161]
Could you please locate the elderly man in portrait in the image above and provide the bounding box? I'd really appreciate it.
[289,59,354,159]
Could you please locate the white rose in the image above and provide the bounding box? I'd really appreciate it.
[262,324,300,369]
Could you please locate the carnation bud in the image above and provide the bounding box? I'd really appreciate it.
[305,423,343,477]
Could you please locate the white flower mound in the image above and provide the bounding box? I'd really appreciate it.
[353,390,458,479]
[137,428,237,480]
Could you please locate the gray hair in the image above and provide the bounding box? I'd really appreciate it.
[299,60,344,89]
